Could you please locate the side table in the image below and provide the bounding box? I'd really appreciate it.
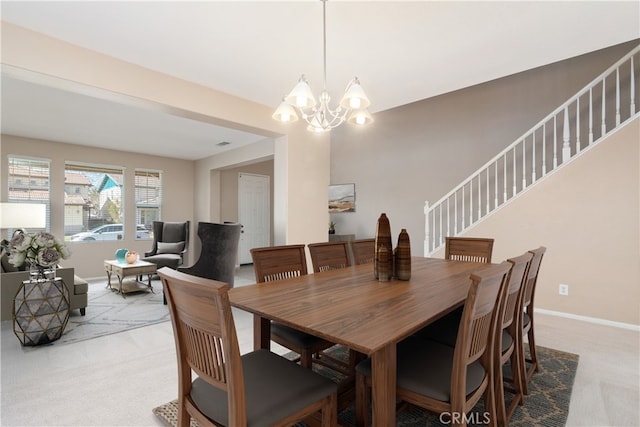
[14,276,70,346]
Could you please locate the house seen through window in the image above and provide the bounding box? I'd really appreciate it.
[64,163,128,242]
[6,156,51,237]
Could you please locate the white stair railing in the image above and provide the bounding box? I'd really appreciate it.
[425,44,640,256]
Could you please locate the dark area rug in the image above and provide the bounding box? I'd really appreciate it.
[152,345,579,426]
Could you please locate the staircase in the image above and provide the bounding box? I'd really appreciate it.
[424,44,640,256]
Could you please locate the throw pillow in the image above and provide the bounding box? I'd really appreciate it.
[1,249,19,273]
[157,241,185,254]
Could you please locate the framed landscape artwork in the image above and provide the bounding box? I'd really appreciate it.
[328,183,355,213]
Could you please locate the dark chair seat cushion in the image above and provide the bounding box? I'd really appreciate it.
[412,307,462,348]
[355,337,486,403]
[417,315,513,355]
[190,349,337,426]
[271,322,330,348]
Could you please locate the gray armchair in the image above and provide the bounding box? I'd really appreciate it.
[142,221,190,271]
[178,221,241,287]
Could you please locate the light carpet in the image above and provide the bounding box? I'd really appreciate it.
[40,277,169,347]
[153,345,579,426]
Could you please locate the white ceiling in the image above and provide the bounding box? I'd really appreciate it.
[1,1,639,160]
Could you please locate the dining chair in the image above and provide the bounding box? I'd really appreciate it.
[348,238,375,265]
[413,237,495,346]
[495,252,532,426]
[445,236,495,263]
[158,267,338,427]
[519,246,547,394]
[250,245,335,369]
[355,261,511,427]
[307,241,351,273]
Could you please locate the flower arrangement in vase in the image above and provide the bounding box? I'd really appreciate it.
[8,231,70,277]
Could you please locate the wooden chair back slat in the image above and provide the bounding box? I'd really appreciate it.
[308,241,351,273]
[445,237,494,264]
[250,245,308,283]
[456,262,511,367]
[467,311,493,361]
[349,238,375,265]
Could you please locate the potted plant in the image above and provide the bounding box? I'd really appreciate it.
[328,221,336,235]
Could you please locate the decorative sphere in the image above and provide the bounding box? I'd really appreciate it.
[125,251,138,264]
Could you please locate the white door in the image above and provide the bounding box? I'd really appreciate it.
[238,173,270,264]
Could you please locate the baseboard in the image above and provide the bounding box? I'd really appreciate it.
[535,308,640,332]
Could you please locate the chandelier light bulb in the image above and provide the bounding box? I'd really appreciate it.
[272,100,299,123]
[347,108,373,126]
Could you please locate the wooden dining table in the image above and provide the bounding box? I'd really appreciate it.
[229,256,485,426]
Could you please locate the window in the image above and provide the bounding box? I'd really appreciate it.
[64,162,124,241]
[7,156,50,235]
[135,169,161,239]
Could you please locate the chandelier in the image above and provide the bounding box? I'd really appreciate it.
[272,0,373,132]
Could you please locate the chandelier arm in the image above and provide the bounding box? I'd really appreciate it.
[324,108,347,124]
[300,107,348,130]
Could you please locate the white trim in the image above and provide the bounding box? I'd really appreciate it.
[535,308,640,332]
